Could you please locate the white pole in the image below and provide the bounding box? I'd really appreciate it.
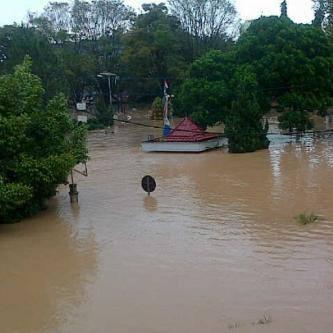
[108,76,112,107]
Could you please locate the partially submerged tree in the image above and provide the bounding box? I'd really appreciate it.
[176,51,269,152]
[176,16,333,151]
[237,16,333,131]
[225,67,269,153]
[95,95,113,126]
[0,58,87,223]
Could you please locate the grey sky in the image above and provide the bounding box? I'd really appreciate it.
[0,0,314,26]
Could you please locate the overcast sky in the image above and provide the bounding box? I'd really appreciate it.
[0,0,314,26]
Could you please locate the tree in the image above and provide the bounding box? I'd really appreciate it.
[27,0,136,104]
[58,45,98,103]
[121,3,186,100]
[44,2,71,33]
[151,96,164,119]
[175,50,235,128]
[168,0,238,60]
[237,16,333,130]
[176,51,269,152]
[27,2,72,46]
[95,95,114,126]
[278,110,313,132]
[312,0,326,28]
[225,67,269,153]
[280,0,288,17]
[71,0,134,42]
[0,25,68,100]
[0,58,87,223]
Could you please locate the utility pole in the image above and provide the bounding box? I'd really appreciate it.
[97,72,117,107]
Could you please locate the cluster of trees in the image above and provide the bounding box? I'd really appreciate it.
[0,0,238,105]
[0,1,331,140]
[176,4,333,151]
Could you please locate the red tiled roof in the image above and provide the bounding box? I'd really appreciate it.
[165,118,218,142]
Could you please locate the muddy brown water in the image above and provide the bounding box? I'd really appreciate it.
[1,117,333,333]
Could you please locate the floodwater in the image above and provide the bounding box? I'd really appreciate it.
[1,115,333,333]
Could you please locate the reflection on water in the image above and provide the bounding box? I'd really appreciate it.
[1,116,333,333]
[143,196,158,213]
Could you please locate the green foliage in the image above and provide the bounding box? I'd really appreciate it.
[59,46,98,103]
[237,16,333,131]
[176,51,269,152]
[0,58,87,223]
[295,213,319,225]
[0,25,67,100]
[87,118,106,131]
[178,16,333,149]
[95,96,114,127]
[25,0,135,104]
[0,179,33,221]
[151,96,164,119]
[86,96,113,130]
[121,3,187,100]
[278,110,313,132]
[225,67,270,153]
[0,0,239,106]
[175,50,236,128]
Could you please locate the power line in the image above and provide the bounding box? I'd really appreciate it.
[113,118,225,135]
[113,117,333,137]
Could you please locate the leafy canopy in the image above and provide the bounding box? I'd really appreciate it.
[121,3,186,100]
[0,57,87,223]
[177,16,333,140]
[176,50,269,152]
[238,16,333,130]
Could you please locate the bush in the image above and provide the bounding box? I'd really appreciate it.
[87,118,106,131]
[151,97,164,120]
[295,213,319,225]
[0,57,87,223]
[278,110,313,132]
[95,96,113,127]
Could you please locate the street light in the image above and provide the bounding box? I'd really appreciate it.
[97,72,117,106]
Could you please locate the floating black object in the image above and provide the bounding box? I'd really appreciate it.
[141,175,156,195]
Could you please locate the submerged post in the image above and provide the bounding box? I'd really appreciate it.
[68,163,88,203]
[69,183,79,203]
[69,170,79,203]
